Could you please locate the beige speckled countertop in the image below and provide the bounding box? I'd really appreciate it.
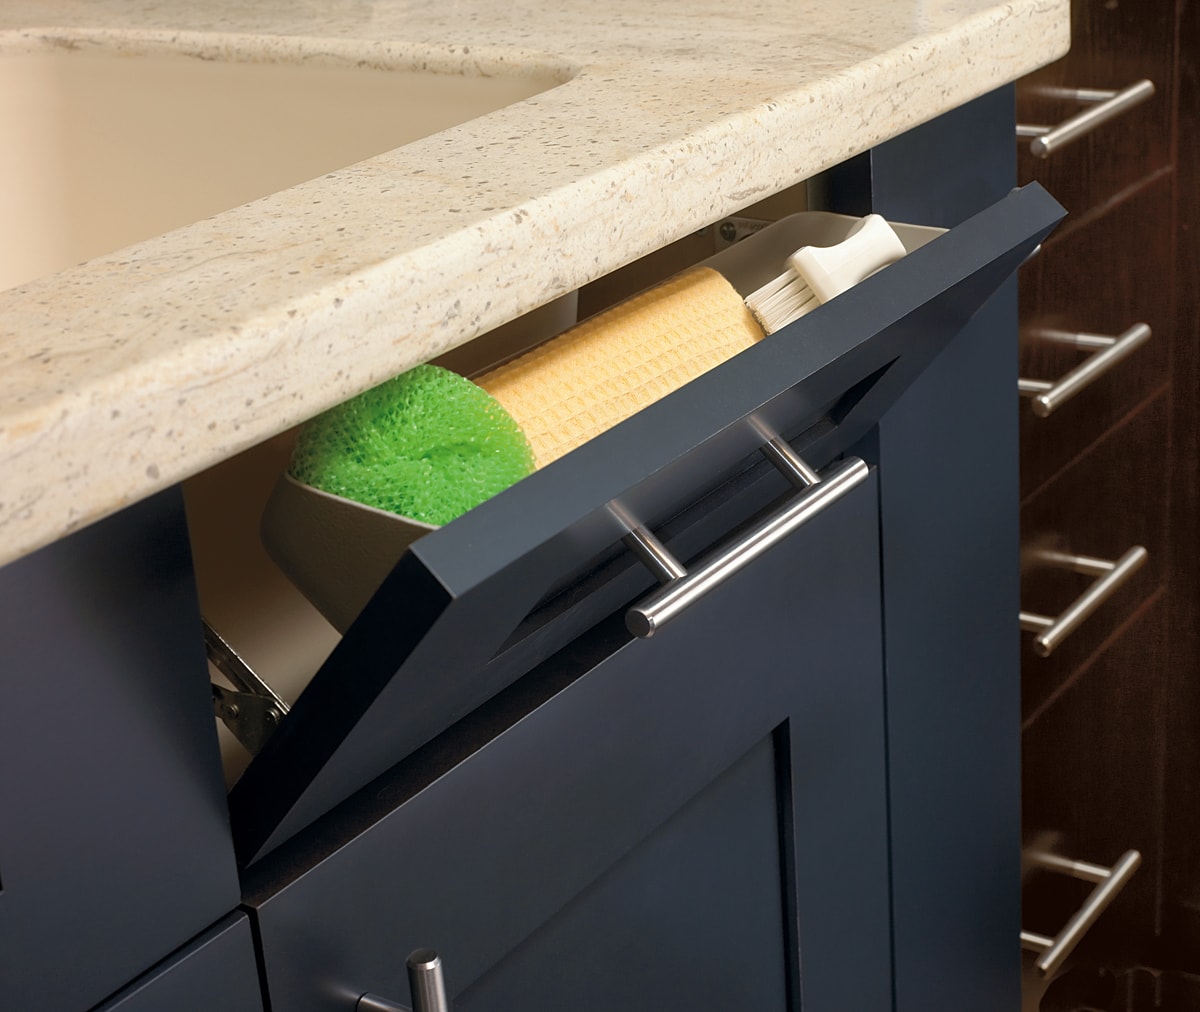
[0,0,1069,568]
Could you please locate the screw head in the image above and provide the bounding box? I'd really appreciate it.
[719,221,737,242]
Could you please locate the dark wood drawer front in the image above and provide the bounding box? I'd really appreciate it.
[1016,1,1174,215]
[1022,594,1166,963]
[1018,173,1171,499]
[92,914,263,1012]
[1020,391,1166,721]
[245,478,893,1012]
[0,489,241,1012]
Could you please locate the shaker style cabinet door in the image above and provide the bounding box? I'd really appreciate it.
[245,472,892,1012]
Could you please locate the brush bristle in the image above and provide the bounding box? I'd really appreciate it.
[744,267,820,335]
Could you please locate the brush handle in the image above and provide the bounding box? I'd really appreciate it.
[787,214,907,304]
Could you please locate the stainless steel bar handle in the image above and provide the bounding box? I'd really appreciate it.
[749,416,821,488]
[1017,79,1155,157]
[357,949,451,1012]
[1026,851,1114,884]
[624,455,869,638]
[1021,850,1142,976]
[407,950,450,1012]
[1019,547,1147,657]
[1018,324,1151,417]
[615,501,688,585]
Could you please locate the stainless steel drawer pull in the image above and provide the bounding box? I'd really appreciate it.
[1018,324,1151,417]
[1017,80,1155,157]
[1021,850,1142,976]
[1019,547,1148,657]
[359,949,450,1012]
[622,442,869,638]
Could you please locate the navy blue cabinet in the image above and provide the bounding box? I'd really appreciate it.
[0,90,1061,1012]
[857,86,1032,1012]
[0,488,243,1012]
[245,476,892,1011]
[92,914,263,1012]
[233,159,1060,1010]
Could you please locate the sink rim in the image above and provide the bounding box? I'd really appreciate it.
[0,28,576,296]
[0,25,578,84]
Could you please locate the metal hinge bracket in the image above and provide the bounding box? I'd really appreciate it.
[205,620,290,756]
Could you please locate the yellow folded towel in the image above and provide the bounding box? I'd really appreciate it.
[478,266,763,468]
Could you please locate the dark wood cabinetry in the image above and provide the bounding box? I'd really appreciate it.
[1019,391,1168,722]
[1023,595,1168,959]
[1016,174,1171,497]
[1163,0,1200,962]
[1015,0,1199,1000]
[1015,2,1174,214]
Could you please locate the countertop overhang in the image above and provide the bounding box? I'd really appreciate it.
[0,0,1070,568]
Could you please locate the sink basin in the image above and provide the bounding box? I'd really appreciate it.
[0,39,560,293]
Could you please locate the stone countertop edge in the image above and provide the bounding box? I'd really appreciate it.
[0,0,1070,569]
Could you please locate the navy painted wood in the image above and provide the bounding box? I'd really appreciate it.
[230,183,1063,866]
[834,86,1030,1010]
[245,476,892,1011]
[0,488,240,1012]
[92,914,263,1012]
[458,737,791,1011]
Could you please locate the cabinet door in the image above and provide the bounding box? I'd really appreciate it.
[0,488,241,1012]
[92,914,263,1012]
[246,473,890,1012]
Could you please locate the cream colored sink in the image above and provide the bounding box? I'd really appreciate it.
[0,40,559,292]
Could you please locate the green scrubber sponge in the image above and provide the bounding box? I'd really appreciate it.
[288,364,536,526]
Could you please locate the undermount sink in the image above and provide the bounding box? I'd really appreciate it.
[0,38,561,293]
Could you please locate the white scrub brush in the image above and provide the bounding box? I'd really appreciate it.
[746,213,908,334]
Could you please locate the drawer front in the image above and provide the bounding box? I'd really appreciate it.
[1018,173,1171,498]
[228,184,1064,865]
[1022,594,1166,963]
[246,477,892,1012]
[1016,0,1174,215]
[0,488,241,1012]
[1020,391,1166,721]
[92,914,263,1012]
